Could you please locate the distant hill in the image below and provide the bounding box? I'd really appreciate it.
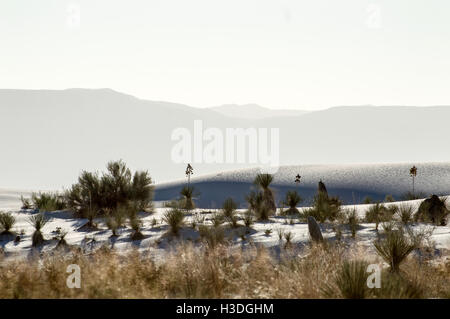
[209,103,309,120]
[1,88,450,191]
[154,162,450,208]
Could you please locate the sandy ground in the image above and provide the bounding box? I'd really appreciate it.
[1,197,449,264]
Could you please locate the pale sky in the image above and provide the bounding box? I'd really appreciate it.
[1,0,450,110]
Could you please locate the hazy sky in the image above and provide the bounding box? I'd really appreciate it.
[1,0,450,110]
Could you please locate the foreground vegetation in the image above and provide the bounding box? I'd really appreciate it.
[0,242,448,299]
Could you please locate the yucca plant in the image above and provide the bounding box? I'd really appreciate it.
[198,225,226,249]
[180,186,196,210]
[329,260,370,299]
[398,204,414,225]
[129,216,144,240]
[283,231,294,249]
[163,208,185,236]
[242,210,254,228]
[0,212,16,235]
[222,198,239,227]
[346,208,359,239]
[56,230,69,248]
[365,203,388,231]
[374,227,417,272]
[28,213,49,247]
[253,173,276,213]
[20,196,32,209]
[246,191,271,221]
[283,191,302,215]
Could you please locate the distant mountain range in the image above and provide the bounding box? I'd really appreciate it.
[0,88,449,191]
[209,103,309,119]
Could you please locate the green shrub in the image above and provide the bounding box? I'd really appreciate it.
[246,191,272,221]
[345,208,359,239]
[384,195,395,203]
[365,203,391,231]
[242,210,254,228]
[28,213,50,247]
[326,260,370,299]
[374,226,417,272]
[0,212,16,234]
[222,198,239,228]
[283,191,302,215]
[30,192,66,212]
[180,186,196,210]
[20,196,32,209]
[163,208,185,236]
[66,160,154,217]
[303,192,342,223]
[253,173,276,213]
[398,204,414,225]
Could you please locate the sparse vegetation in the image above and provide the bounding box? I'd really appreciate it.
[283,190,302,215]
[0,212,16,235]
[373,226,417,272]
[222,198,239,228]
[180,186,196,210]
[253,173,276,214]
[28,213,50,247]
[163,208,185,236]
[398,204,414,225]
[66,160,154,217]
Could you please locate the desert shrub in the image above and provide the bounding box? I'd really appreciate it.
[384,195,395,203]
[242,210,254,228]
[283,191,302,215]
[106,218,119,237]
[398,204,414,225]
[345,208,359,239]
[222,198,239,228]
[31,192,66,212]
[374,271,424,298]
[304,192,342,223]
[374,226,417,272]
[324,260,370,299]
[415,195,449,226]
[198,225,226,249]
[363,196,373,204]
[210,213,225,228]
[129,216,144,240]
[163,208,185,235]
[283,231,294,249]
[0,212,16,234]
[253,173,276,213]
[28,213,50,246]
[180,186,196,210]
[66,160,154,217]
[20,196,32,209]
[365,203,394,230]
[246,191,272,221]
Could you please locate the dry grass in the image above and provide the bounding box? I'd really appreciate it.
[0,243,448,299]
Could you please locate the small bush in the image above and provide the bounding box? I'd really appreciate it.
[180,186,196,210]
[283,191,302,215]
[242,210,254,228]
[398,204,414,225]
[20,196,32,209]
[345,208,359,239]
[31,192,67,212]
[374,226,417,272]
[325,260,370,299]
[0,212,16,234]
[222,198,239,228]
[163,208,185,236]
[384,195,395,203]
[28,213,50,247]
[246,191,272,221]
[365,203,390,231]
[198,225,226,249]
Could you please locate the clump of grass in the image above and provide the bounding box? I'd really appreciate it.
[222,198,239,228]
[30,192,67,212]
[20,196,32,209]
[398,204,414,225]
[304,192,342,223]
[180,186,197,210]
[198,225,226,249]
[276,228,284,241]
[163,208,185,236]
[365,203,392,231]
[242,210,254,228]
[210,213,225,228]
[374,226,417,272]
[283,191,302,215]
[28,213,50,247]
[283,231,294,249]
[0,212,16,235]
[384,194,395,203]
[324,260,370,299]
[345,208,359,239]
[246,191,272,221]
[129,216,144,240]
